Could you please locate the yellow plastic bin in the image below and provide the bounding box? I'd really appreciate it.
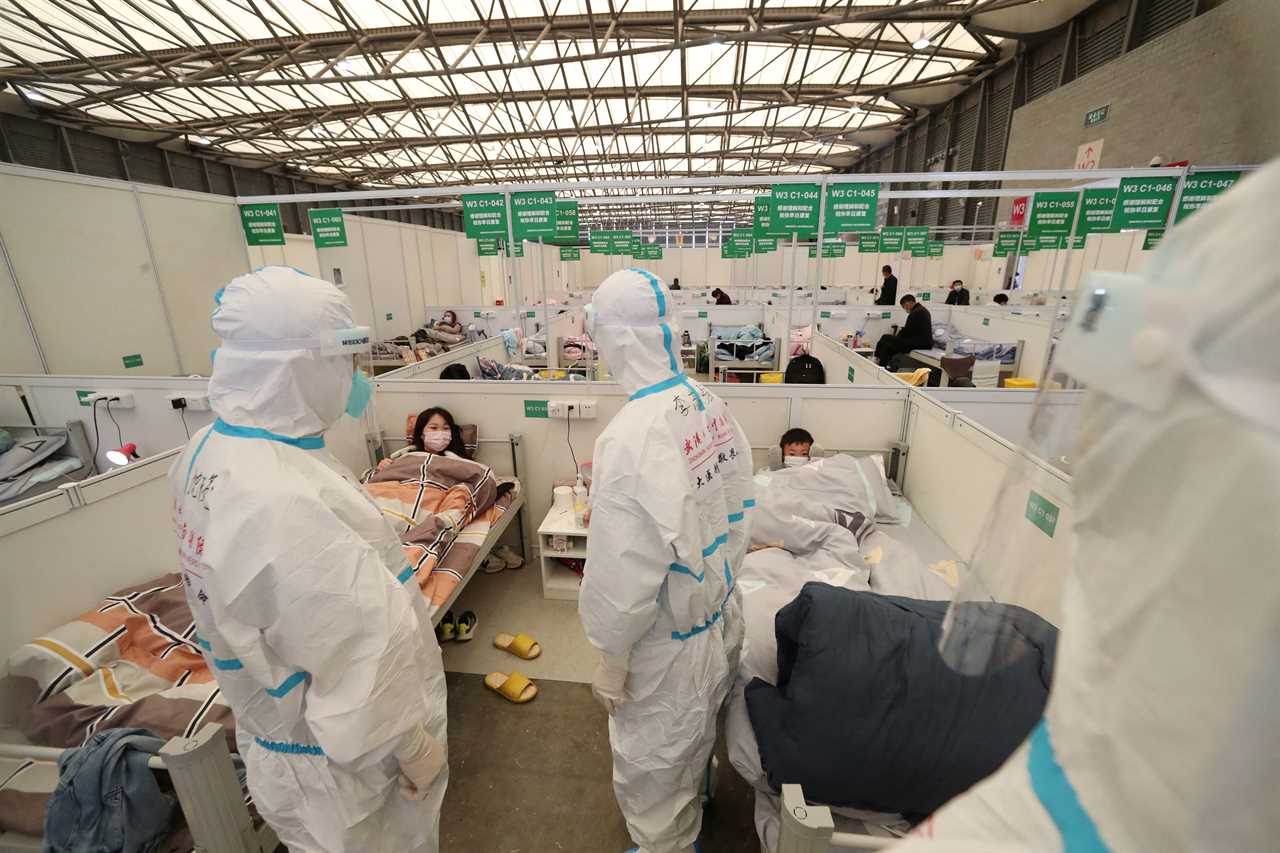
[1004,377,1038,389]
[760,372,784,384]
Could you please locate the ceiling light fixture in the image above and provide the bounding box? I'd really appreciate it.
[912,36,932,50]
[21,87,51,104]
[187,134,212,146]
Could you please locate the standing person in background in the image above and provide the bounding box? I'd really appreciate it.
[874,294,933,368]
[946,280,970,305]
[711,288,733,305]
[875,266,898,306]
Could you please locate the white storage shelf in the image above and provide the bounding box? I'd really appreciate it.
[538,506,587,600]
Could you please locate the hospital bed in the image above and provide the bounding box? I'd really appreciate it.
[0,421,92,507]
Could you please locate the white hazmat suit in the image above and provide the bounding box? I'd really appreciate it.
[579,269,754,853]
[891,161,1280,851]
[169,267,448,853]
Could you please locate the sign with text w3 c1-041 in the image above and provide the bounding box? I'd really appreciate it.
[239,203,285,246]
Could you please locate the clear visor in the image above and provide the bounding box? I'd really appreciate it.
[218,326,373,356]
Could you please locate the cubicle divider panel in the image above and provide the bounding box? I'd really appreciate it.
[923,388,1084,454]
[377,336,509,380]
[809,333,908,388]
[949,310,1053,382]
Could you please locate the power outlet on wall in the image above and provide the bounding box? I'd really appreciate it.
[548,400,598,420]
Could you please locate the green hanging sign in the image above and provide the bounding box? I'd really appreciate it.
[754,236,777,253]
[1142,229,1165,251]
[505,241,524,258]
[1174,171,1240,223]
[928,241,945,257]
[239,203,285,246]
[904,226,929,253]
[1027,191,1079,236]
[553,200,580,243]
[559,246,580,261]
[1035,233,1069,251]
[770,183,821,238]
[588,231,611,254]
[879,226,905,253]
[612,230,634,256]
[461,193,507,237]
[753,195,777,238]
[476,237,499,256]
[858,233,880,253]
[1113,177,1177,230]
[1075,188,1118,237]
[993,231,1023,257]
[308,208,348,248]
[824,183,880,232]
[511,191,556,241]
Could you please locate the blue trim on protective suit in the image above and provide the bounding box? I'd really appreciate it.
[397,565,417,584]
[669,562,704,582]
[727,511,744,523]
[213,418,325,449]
[701,533,728,558]
[266,671,309,699]
[743,498,756,508]
[1028,720,1110,853]
[672,608,723,641]
[254,737,325,757]
[630,374,684,400]
[661,323,679,373]
[194,635,212,651]
[212,656,243,671]
[628,267,680,373]
[680,376,705,410]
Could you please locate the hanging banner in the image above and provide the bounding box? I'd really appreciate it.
[462,193,507,237]
[307,208,347,248]
[476,237,499,256]
[770,183,821,237]
[822,241,847,258]
[1075,188,1118,238]
[879,226,905,253]
[1035,233,1069,251]
[824,183,880,232]
[588,231,611,254]
[1174,171,1240,223]
[239,203,285,246]
[1113,177,1177,229]
[993,231,1023,257]
[857,232,880,253]
[612,230,635,256]
[928,241,945,257]
[505,241,525,258]
[1027,191,1079,236]
[553,200,580,243]
[752,195,776,238]
[559,246,580,261]
[904,226,929,254]
[511,191,556,241]
[1142,229,1165,251]
[754,236,777,253]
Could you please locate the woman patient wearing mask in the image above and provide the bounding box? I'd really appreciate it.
[377,407,467,470]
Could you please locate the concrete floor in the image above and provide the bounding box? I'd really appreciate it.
[441,671,759,853]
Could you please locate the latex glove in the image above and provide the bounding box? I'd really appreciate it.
[591,653,629,715]
[395,723,446,801]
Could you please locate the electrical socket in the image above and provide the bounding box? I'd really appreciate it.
[548,399,598,420]
[185,394,210,411]
[91,390,135,409]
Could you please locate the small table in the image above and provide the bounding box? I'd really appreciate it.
[907,348,949,385]
[537,506,587,600]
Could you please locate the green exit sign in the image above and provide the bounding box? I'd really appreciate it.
[1084,104,1109,128]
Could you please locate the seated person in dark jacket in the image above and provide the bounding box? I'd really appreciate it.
[711,287,733,305]
[874,265,898,306]
[874,295,933,367]
[945,279,970,305]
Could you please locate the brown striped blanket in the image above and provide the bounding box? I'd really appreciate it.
[360,452,520,619]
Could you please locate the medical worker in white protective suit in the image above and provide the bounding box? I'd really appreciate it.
[889,161,1280,852]
[169,267,448,853]
[580,269,755,853]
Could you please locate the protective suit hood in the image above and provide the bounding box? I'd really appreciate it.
[209,266,365,438]
[588,268,682,397]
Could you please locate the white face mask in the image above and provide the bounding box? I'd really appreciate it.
[783,455,809,467]
[422,429,452,452]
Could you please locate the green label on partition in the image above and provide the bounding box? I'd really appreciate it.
[462,193,507,237]
[881,311,891,319]
[76,389,95,406]
[239,203,285,246]
[526,311,536,317]
[1142,229,1165,251]
[1075,188,1117,236]
[858,233,880,253]
[1026,490,1060,538]
[385,313,393,321]
[847,366,855,382]
[553,200,579,243]
[559,246,580,261]
[928,241,944,257]
[770,183,821,237]
[473,311,482,318]
[512,191,556,241]
[920,292,931,301]
[754,236,777,253]
[820,311,831,318]
[523,400,549,419]
[982,317,990,326]
[122,353,143,369]
[698,311,708,318]
[1027,191,1079,236]
[879,226,905,253]
[993,231,1023,257]
[1113,177,1176,229]
[824,183,880,232]
[308,208,348,248]
[904,226,929,253]
[1174,171,1240,223]
[476,237,499,256]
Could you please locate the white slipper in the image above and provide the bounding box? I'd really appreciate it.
[494,545,525,569]
[482,555,506,574]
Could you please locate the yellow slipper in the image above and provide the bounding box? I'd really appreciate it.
[493,632,542,660]
[484,670,538,703]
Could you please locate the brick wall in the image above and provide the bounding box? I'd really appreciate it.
[998,0,1278,220]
